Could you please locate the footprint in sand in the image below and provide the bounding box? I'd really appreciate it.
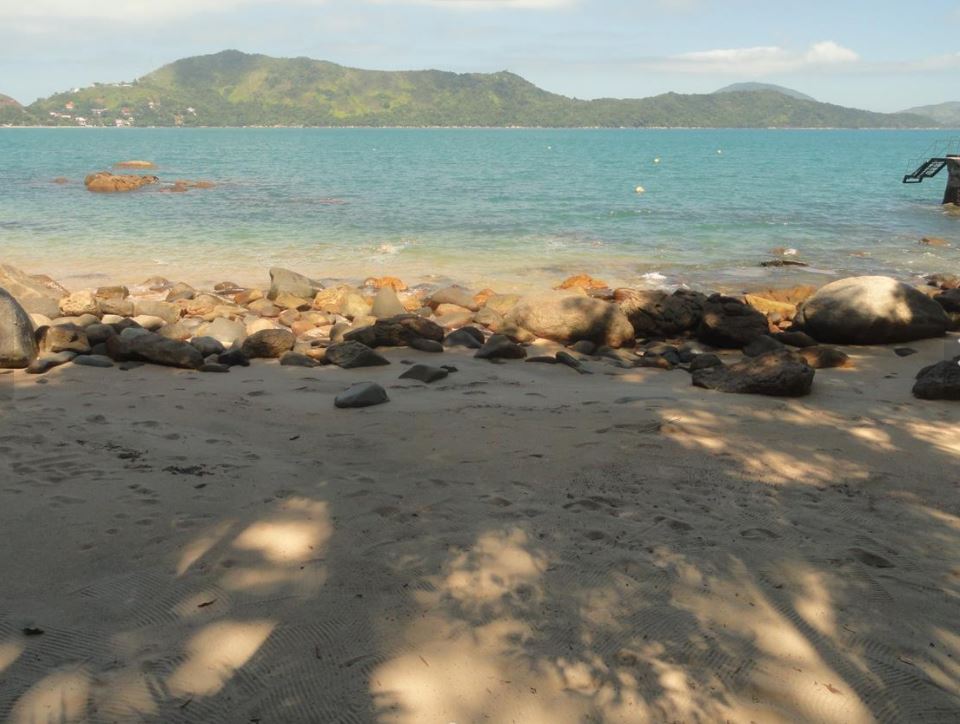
[850,547,895,568]
[740,528,780,540]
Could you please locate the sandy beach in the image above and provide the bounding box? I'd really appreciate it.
[1,321,958,722]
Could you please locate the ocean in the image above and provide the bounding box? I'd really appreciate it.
[0,127,956,292]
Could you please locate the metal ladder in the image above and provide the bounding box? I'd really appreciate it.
[902,157,948,184]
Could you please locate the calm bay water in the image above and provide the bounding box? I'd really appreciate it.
[0,127,956,292]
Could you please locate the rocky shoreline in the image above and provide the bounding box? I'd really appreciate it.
[1,262,958,402]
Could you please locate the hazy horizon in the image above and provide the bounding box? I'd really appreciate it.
[1,1,958,112]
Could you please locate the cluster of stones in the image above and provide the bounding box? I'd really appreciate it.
[80,162,215,194]
[1,262,958,402]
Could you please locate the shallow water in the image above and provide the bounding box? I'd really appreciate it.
[0,127,957,291]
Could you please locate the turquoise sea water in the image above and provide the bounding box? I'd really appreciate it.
[0,128,957,291]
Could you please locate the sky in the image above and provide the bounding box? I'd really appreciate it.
[1,0,958,111]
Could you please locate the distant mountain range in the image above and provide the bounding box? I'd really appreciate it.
[0,93,33,125]
[901,101,960,127]
[1,50,940,129]
[713,82,817,103]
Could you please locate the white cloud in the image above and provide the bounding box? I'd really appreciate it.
[662,40,860,75]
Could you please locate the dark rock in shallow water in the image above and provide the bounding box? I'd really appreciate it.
[408,337,444,353]
[697,295,769,349]
[325,341,390,368]
[444,328,484,349]
[795,276,948,344]
[241,329,296,359]
[268,267,324,301]
[399,364,449,383]
[0,287,38,368]
[73,354,114,368]
[335,382,389,408]
[475,334,527,360]
[692,350,814,396]
[912,357,960,400]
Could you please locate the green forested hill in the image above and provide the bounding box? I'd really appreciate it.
[902,101,960,127]
[0,94,35,125]
[21,50,938,129]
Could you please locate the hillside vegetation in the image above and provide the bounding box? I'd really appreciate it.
[21,50,938,129]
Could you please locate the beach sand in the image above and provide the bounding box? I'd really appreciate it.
[0,336,958,722]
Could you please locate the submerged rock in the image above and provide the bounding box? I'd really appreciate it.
[84,171,159,193]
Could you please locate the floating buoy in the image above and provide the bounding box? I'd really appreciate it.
[635,185,646,194]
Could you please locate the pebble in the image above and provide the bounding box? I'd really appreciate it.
[399,364,449,383]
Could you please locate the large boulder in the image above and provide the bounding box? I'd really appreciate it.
[692,351,815,397]
[344,315,444,348]
[241,329,296,359]
[795,276,949,344]
[126,333,204,369]
[617,288,706,338]
[428,286,480,312]
[913,358,960,400]
[267,267,324,301]
[325,341,390,368]
[503,294,634,348]
[0,288,38,368]
[370,286,407,318]
[0,263,66,317]
[697,295,769,348]
[84,171,158,193]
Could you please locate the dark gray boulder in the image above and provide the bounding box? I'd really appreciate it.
[692,350,814,396]
[697,295,769,348]
[325,341,390,368]
[444,328,484,349]
[399,364,449,383]
[913,358,960,400]
[335,382,389,408]
[796,276,948,344]
[344,315,444,348]
[475,334,527,360]
[127,333,204,369]
[617,288,707,338]
[0,287,38,368]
